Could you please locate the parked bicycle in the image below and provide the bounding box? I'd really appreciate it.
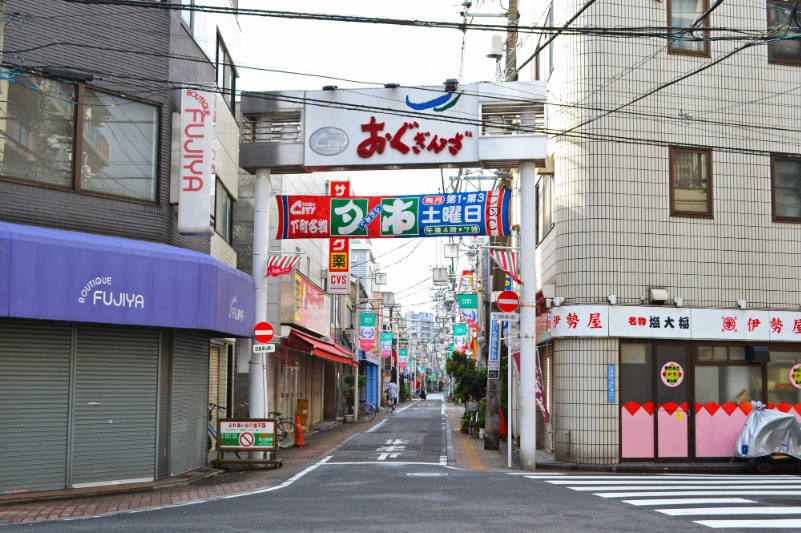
[268,411,299,448]
[208,403,247,459]
[346,400,378,421]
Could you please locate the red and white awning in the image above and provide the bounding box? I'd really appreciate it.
[489,250,522,285]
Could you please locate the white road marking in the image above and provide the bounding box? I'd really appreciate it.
[661,507,801,516]
[622,498,756,506]
[550,479,801,486]
[694,519,801,528]
[595,490,801,498]
[572,484,801,492]
[365,419,387,433]
[536,475,793,481]
[377,453,401,460]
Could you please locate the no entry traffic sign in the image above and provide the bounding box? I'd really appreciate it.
[255,322,274,343]
[239,432,255,447]
[497,291,519,313]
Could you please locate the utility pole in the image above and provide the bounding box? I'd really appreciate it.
[485,0,519,452]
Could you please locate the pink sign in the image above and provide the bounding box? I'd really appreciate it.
[660,361,684,387]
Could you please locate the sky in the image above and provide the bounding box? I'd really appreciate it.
[232,0,513,311]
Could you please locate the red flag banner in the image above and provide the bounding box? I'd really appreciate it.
[489,250,522,285]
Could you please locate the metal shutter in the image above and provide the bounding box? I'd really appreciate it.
[170,330,209,476]
[71,325,159,488]
[208,345,220,449]
[0,320,72,493]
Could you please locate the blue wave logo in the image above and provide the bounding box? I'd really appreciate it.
[405,92,463,112]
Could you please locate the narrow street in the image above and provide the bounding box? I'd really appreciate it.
[5,396,798,533]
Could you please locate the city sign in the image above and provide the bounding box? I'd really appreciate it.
[217,420,276,451]
[327,238,350,294]
[275,191,510,240]
[254,321,274,343]
[253,344,276,353]
[496,291,519,313]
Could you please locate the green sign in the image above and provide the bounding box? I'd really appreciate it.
[380,198,419,236]
[331,198,369,236]
[457,293,477,309]
[360,313,376,327]
[217,420,276,450]
[424,224,480,235]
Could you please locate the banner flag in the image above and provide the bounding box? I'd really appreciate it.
[275,191,510,240]
[359,314,376,351]
[457,293,479,330]
[453,324,467,353]
[266,255,300,277]
[380,332,392,358]
[399,347,408,369]
[489,250,522,285]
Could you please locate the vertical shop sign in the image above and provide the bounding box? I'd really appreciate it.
[360,313,376,351]
[488,316,501,380]
[399,347,408,369]
[457,293,479,329]
[607,365,615,403]
[381,332,393,358]
[327,238,350,294]
[178,89,216,235]
[453,323,467,353]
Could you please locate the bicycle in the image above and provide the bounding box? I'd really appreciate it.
[268,411,299,448]
[208,403,248,459]
[345,400,378,421]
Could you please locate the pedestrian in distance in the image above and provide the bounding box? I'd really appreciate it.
[386,381,398,413]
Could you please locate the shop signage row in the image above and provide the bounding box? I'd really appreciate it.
[541,305,801,342]
[275,191,510,240]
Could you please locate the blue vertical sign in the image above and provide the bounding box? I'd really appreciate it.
[488,318,501,379]
[607,365,615,403]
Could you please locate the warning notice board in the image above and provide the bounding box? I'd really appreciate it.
[217,419,276,451]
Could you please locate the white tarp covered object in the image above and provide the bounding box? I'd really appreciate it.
[735,402,801,460]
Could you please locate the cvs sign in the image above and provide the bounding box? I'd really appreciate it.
[327,238,350,295]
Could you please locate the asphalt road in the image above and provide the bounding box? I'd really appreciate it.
[10,394,801,533]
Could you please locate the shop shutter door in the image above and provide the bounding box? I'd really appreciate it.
[208,346,220,449]
[171,330,209,476]
[71,325,159,487]
[0,320,72,493]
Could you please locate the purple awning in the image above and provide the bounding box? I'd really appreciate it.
[0,222,254,337]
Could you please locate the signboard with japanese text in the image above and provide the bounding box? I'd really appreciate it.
[488,317,501,380]
[607,365,615,403]
[279,272,331,338]
[217,419,276,451]
[360,313,376,351]
[399,347,408,369]
[457,293,479,329]
[381,332,393,359]
[303,86,480,170]
[453,323,468,352]
[766,311,801,342]
[691,309,770,342]
[330,181,350,197]
[275,191,510,240]
[609,306,692,339]
[178,89,217,235]
[549,306,609,338]
[327,238,350,294]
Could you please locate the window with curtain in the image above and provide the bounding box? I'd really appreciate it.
[669,0,710,55]
[670,147,712,216]
[772,157,801,221]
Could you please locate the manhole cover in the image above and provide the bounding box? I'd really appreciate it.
[762,498,801,506]
[406,473,448,477]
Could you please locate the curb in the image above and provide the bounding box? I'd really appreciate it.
[0,469,224,507]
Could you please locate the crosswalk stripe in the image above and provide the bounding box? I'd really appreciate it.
[530,475,785,481]
[595,490,801,498]
[549,479,801,485]
[694,519,801,528]
[661,507,801,516]
[571,485,801,492]
[622,498,756,506]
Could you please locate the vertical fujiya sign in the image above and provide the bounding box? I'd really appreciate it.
[360,313,376,351]
[178,89,216,235]
[327,238,350,294]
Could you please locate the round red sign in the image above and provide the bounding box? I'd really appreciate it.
[497,291,519,313]
[239,432,255,447]
[254,322,274,343]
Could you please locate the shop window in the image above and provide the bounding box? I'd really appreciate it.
[214,179,233,244]
[768,351,801,405]
[81,89,159,202]
[0,74,76,188]
[536,174,554,243]
[668,0,710,56]
[620,343,653,405]
[772,156,801,221]
[670,147,712,217]
[695,366,762,406]
[768,0,801,65]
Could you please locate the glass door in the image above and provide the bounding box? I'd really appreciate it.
[656,345,689,459]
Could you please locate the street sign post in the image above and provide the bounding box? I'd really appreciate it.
[497,291,519,313]
[217,419,277,451]
[253,344,276,353]
[254,321,274,343]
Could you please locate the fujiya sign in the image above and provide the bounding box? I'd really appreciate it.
[78,276,144,308]
[178,89,217,235]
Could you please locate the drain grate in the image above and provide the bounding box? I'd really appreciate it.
[762,498,801,506]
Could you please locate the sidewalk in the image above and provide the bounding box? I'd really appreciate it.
[0,410,390,525]
[446,402,750,474]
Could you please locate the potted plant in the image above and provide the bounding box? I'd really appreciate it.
[460,412,470,433]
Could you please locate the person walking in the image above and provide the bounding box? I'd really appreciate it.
[386,381,398,413]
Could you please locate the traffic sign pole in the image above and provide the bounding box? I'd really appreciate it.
[519,161,537,470]
[251,167,271,461]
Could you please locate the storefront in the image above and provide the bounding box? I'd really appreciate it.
[0,222,254,493]
[544,304,801,463]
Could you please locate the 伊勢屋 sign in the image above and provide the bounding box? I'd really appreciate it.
[275,191,510,240]
[217,419,276,450]
[178,89,216,235]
